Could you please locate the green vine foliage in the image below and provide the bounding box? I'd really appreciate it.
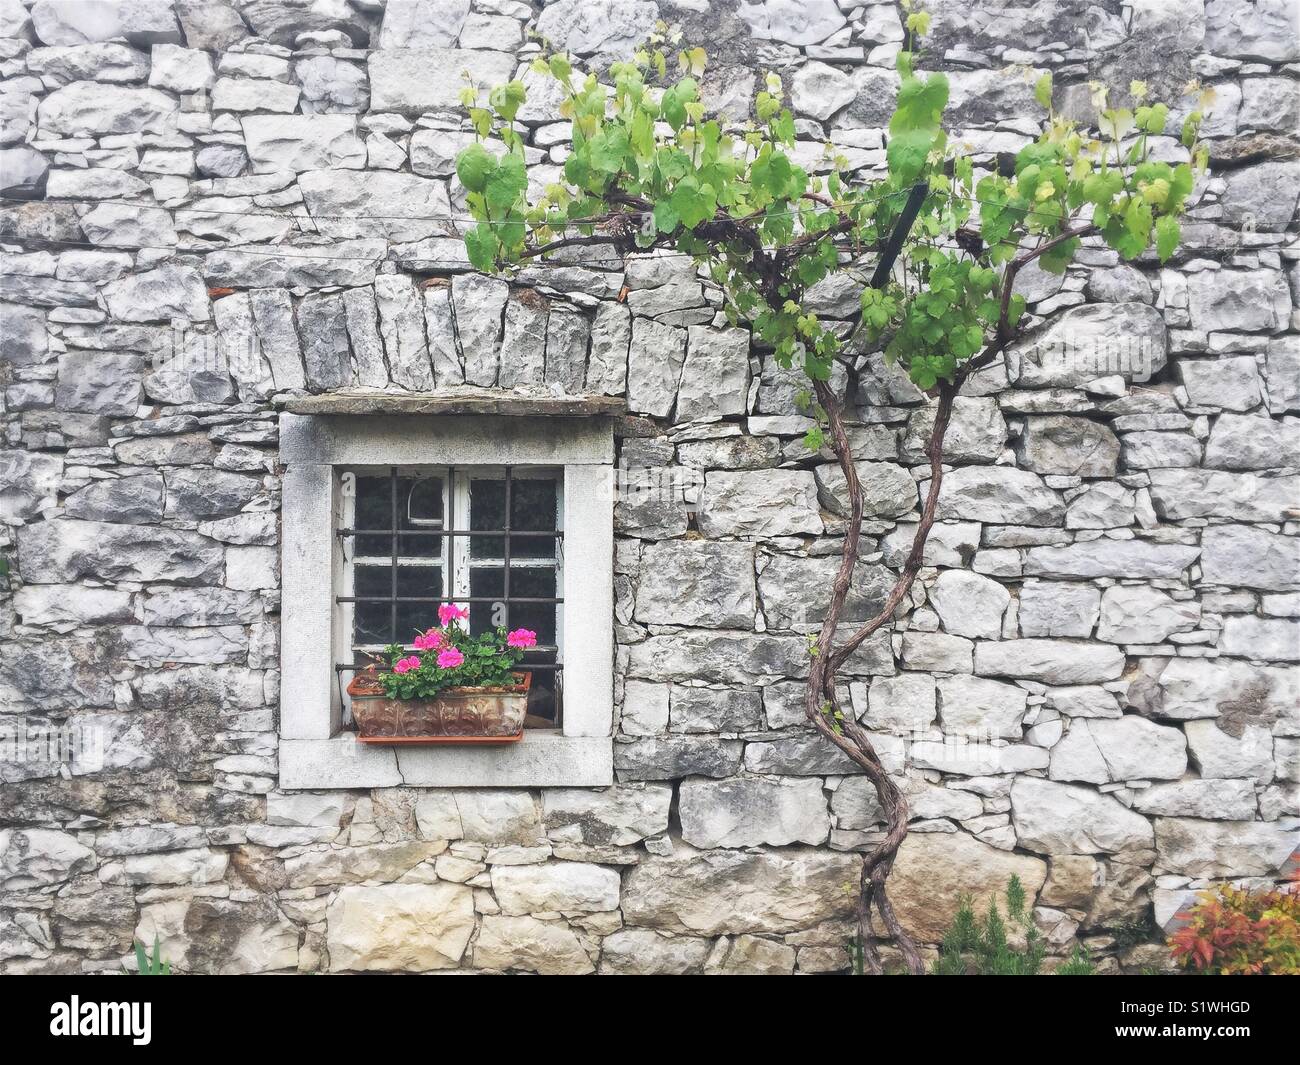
[454,15,1208,444]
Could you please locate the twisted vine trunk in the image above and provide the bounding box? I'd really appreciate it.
[803,378,957,976]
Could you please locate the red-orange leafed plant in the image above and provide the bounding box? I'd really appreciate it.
[1168,878,1300,975]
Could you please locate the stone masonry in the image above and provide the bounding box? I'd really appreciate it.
[0,0,1298,974]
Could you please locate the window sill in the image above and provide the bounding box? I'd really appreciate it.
[279,732,613,789]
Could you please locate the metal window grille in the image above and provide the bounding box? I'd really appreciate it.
[334,465,564,727]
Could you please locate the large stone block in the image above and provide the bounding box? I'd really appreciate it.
[1147,469,1299,522]
[697,469,823,537]
[1008,303,1166,387]
[678,776,830,848]
[1049,716,1188,784]
[491,862,620,915]
[936,466,1063,526]
[676,326,751,422]
[890,830,1047,944]
[758,553,889,629]
[975,639,1125,684]
[473,914,593,974]
[1154,818,1297,878]
[626,316,686,418]
[598,928,711,975]
[613,736,744,780]
[0,829,95,890]
[37,81,175,134]
[300,169,451,241]
[242,114,366,173]
[1184,268,1291,333]
[1024,539,1199,580]
[326,883,474,972]
[929,570,1011,639]
[1018,415,1120,477]
[1097,585,1199,644]
[936,674,1028,738]
[635,540,756,628]
[541,784,672,846]
[17,519,222,585]
[368,48,517,112]
[814,462,917,520]
[1200,525,1300,591]
[1011,777,1155,854]
[622,846,859,935]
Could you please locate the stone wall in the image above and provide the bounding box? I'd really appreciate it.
[1,0,1298,974]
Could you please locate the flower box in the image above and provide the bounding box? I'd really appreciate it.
[347,669,532,744]
[344,603,539,745]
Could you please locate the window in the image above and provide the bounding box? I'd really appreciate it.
[338,466,565,727]
[277,409,615,789]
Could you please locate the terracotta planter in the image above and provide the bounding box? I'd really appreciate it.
[346,671,532,744]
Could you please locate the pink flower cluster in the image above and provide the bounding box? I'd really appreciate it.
[393,655,421,674]
[436,647,465,669]
[507,628,538,649]
[438,603,469,626]
[412,627,444,651]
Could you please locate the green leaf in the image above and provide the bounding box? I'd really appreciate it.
[1034,72,1053,111]
[484,153,526,213]
[548,53,571,83]
[652,198,680,234]
[588,125,629,173]
[463,223,497,271]
[1155,214,1180,263]
[455,142,496,194]
[489,80,527,122]
[669,176,716,229]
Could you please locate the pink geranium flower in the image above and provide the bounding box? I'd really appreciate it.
[436,647,465,669]
[438,603,469,626]
[412,627,444,651]
[506,628,537,649]
[393,655,421,674]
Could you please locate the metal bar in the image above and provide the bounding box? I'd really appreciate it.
[869,182,929,290]
[338,528,562,537]
[388,467,398,643]
[335,661,563,671]
[447,463,455,612]
[502,466,512,631]
[337,595,564,604]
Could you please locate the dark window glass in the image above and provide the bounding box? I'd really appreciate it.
[353,475,443,557]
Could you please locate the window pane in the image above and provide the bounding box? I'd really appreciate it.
[353,564,442,648]
[353,475,392,557]
[510,478,558,559]
[468,478,505,558]
[469,566,557,644]
[400,476,443,557]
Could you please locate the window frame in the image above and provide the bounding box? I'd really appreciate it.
[278,412,614,789]
[337,463,567,728]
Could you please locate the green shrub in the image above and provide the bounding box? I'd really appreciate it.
[932,875,1094,975]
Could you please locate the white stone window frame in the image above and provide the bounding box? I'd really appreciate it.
[278,412,614,789]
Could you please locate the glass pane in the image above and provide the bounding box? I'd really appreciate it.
[469,566,557,644]
[469,478,505,558]
[353,564,442,647]
[400,475,442,557]
[353,475,393,557]
[510,478,558,559]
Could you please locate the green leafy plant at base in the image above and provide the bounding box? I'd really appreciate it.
[456,5,1203,974]
[932,875,1094,975]
[129,937,171,975]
